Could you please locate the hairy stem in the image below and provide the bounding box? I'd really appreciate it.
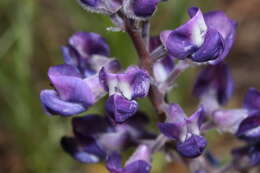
[124,17,165,118]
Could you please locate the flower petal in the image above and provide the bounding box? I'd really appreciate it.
[69,32,110,58]
[123,0,162,20]
[176,134,207,158]
[78,0,122,14]
[72,115,109,138]
[61,136,106,163]
[213,109,248,133]
[106,152,123,173]
[160,7,207,58]
[106,94,138,123]
[40,90,86,116]
[244,88,260,115]
[48,74,96,107]
[191,28,224,62]
[236,114,260,142]
[204,11,237,64]
[158,122,182,140]
[193,63,233,105]
[100,66,150,100]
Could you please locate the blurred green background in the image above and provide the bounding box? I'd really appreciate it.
[0,0,260,172]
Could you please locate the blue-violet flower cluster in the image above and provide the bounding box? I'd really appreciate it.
[40,1,260,172]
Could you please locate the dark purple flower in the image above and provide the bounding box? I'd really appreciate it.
[40,32,121,117]
[158,104,207,158]
[99,66,150,123]
[160,7,236,63]
[236,113,260,143]
[193,63,233,110]
[61,136,107,163]
[244,88,260,115]
[106,145,151,173]
[123,0,165,20]
[61,113,154,163]
[232,142,260,168]
[78,0,122,15]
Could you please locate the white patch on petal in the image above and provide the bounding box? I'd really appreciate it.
[245,126,260,138]
[119,81,132,100]
[153,62,167,83]
[191,12,207,47]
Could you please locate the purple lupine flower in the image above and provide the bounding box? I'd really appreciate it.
[212,109,248,133]
[236,113,260,143]
[61,113,155,163]
[158,104,207,158]
[150,36,175,83]
[160,7,237,63]
[232,142,260,168]
[99,66,150,123]
[123,0,165,20]
[193,63,233,114]
[244,88,260,115]
[77,0,122,15]
[40,32,120,116]
[106,145,151,173]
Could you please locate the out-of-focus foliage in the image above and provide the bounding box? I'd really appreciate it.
[0,0,260,173]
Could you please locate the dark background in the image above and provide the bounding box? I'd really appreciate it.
[0,0,259,172]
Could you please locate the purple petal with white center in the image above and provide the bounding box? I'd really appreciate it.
[191,28,224,62]
[193,63,234,105]
[213,109,248,133]
[236,114,260,142]
[244,88,260,115]
[78,0,122,14]
[204,11,237,64]
[106,94,138,123]
[176,134,207,158]
[60,136,106,163]
[153,56,175,83]
[160,7,207,58]
[40,90,86,116]
[100,66,150,100]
